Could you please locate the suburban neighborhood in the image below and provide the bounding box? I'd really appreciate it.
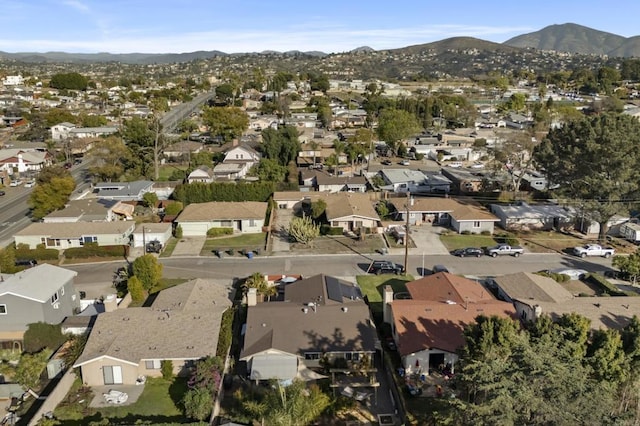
[4,20,640,426]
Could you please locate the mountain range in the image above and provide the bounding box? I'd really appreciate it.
[1,23,639,64]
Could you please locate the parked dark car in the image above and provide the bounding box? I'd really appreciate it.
[432,264,450,274]
[381,159,392,166]
[145,240,163,253]
[0,190,5,196]
[367,260,404,275]
[451,247,483,258]
[15,259,37,268]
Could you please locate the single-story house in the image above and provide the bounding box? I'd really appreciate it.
[0,264,80,342]
[14,221,135,250]
[379,169,452,194]
[490,202,576,231]
[324,193,381,232]
[94,181,155,201]
[212,163,249,180]
[384,273,516,373]
[74,279,233,386]
[131,223,173,248]
[175,201,267,236]
[314,172,368,193]
[164,141,205,160]
[491,272,640,330]
[68,126,118,139]
[388,196,499,234]
[43,199,128,223]
[241,274,377,382]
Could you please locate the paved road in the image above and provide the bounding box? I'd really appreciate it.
[0,162,91,247]
[64,252,616,297]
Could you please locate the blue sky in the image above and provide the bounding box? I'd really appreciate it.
[1,0,639,54]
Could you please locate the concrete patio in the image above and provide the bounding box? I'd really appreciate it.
[89,384,145,408]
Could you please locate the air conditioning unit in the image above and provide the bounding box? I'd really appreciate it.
[53,303,60,310]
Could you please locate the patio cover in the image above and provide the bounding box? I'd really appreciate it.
[249,354,297,381]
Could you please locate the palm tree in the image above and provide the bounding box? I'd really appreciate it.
[242,272,277,301]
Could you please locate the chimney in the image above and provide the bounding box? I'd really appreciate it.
[383,285,394,324]
[232,138,239,147]
[533,305,542,319]
[103,294,118,312]
[247,287,258,306]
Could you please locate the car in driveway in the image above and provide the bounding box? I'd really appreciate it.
[451,247,483,258]
[367,260,404,275]
[546,268,588,281]
[400,159,410,166]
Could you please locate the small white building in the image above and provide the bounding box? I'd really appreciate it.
[131,223,173,248]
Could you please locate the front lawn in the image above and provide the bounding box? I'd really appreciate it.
[356,274,414,323]
[201,233,266,256]
[439,233,498,251]
[159,237,179,258]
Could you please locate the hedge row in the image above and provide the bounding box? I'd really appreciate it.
[64,244,129,259]
[207,227,234,237]
[585,273,625,296]
[16,245,59,261]
[321,225,344,235]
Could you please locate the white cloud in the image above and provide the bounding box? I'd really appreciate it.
[61,0,90,13]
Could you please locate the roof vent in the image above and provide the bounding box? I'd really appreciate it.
[302,307,309,314]
[261,323,267,327]
[342,306,348,313]
[445,300,456,304]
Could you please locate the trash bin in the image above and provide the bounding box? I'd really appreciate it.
[247,251,254,259]
[380,247,388,255]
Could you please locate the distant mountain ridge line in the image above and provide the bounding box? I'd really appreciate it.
[1,23,639,64]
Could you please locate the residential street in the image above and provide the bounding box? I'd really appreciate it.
[64,252,616,298]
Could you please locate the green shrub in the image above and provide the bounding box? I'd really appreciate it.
[23,322,66,353]
[164,201,184,215]
[585,273,625,296]
[174,225,183,238]
[63,244,128,259]
[15,245,59,261]
[461,230,471,235]
[161,360,174,380]
[320,225,344,235]
[206,227,233,237]
[481,230,491,235]
[216,307,236,357]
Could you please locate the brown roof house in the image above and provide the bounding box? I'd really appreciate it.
[492,272,640,330]
[324,193,381,233]
[240,274,377,384]
[74,279,233,386]
[384,272,516,374]
[389,196,499,234]
[175,201,267,236]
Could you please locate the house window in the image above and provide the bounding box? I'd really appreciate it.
[51,292,59,304]
[221,220,232,227]
[473,221,481,228]
[304,353,321,360]
[249,220,256,227]
[0,305,6,315]
[145,360,161,369]
[344,353,353,361]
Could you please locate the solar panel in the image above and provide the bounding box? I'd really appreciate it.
[325,276,343,302]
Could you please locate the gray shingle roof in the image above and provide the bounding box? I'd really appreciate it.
[74,279,232,366]
[0,264,76,302]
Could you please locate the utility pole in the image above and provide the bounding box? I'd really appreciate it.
[404,191,410,275]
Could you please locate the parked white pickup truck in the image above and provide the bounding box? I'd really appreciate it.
[485,244,524,257]
[573,244,615,258]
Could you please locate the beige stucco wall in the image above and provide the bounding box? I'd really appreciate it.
[79,358,139,386]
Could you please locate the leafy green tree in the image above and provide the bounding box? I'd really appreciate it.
[86,137,132,182]
[613,250,640,285]
[29,176,76,220]
[49,72,89,90]
[62,334,87,368]
[587,328,627,382]
[79,113,107,128]
[311,199,327,221]
[142,192,158,208]
[127,276,146,303]
[23,323,66,353]
[261,126,301,166]
[243,380,330,426]
[376,201,390,219]
[0,246,17,274]
[242,272,277,301]
[534,113,640,241]
[201,106,249,142]
[44,108,76,127]
[376,109,422,155]
[183,387,213,421]
[289,216,320,245]
[132,254,163,291]
[249,158,288,182]
[14,350,52,390]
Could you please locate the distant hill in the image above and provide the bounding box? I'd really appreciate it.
[388,37,522,55]
[2,23,640,64]
[503,23,631,56]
